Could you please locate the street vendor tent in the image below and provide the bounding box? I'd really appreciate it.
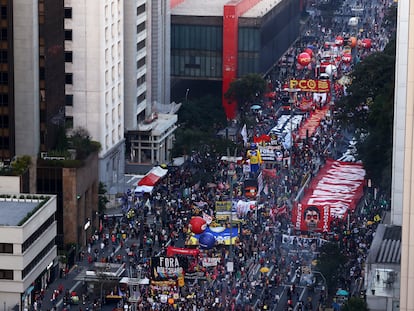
[138,166,168,186]
[135,166,168,193]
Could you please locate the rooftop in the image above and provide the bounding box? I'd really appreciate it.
[171,0,283,18]
[367,224,401,265]
[0,198,39,226]
[137,113,178,136]
[242,0,283,18]
[171,0,227,16]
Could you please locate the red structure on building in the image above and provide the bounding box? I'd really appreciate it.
[222,0,261,120]
[171,0,301,120]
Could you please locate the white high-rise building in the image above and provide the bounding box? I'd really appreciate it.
[124,0,149,130]
[124,0,177,167]
[392,0,414,310]
[64,0,125,194]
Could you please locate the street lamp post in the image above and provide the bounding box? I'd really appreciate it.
[312,270,328,305]
[185,88,190,105]
[226,158,238,274]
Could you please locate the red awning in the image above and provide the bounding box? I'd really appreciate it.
[137,166,168,187]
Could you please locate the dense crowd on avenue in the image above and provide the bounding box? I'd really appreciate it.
[34,0,396,311]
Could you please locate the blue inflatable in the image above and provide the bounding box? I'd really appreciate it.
[199,232,216,249]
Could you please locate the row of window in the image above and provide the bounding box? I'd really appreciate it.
[22,214,55,253]
[0,243,12,254]
[0,269,13,280]
[22,239,55,280]
[63,4,144,115]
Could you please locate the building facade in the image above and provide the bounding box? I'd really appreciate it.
[392,0,414,310]
[124,0,177,168]
[64,0,125,194]
[170,0,300,119]
[37,151,99,251]
[0,195,58,311]
[0,0,65,162]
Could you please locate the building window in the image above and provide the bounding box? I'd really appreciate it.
[64,30,73,41]
[64,7,72,19]
[0,72,8,85]
[0,93,8,106]
[137,57,146,69]
[137,3,145,15]
[0,115,9,128]
[21,215,55,253]
[22,239,55,279]
[65,95,73,106]
[65,73,73,84]
[0,270,13,280]
[39,67,45,80]
[137,74,146,87]
[0,243,13,254]
[64,51,73,63]
[0,50,7,63]
[136,40,145,51]
[65,116,73,129]
[136,21,145,34]
[0,6,7,19]
[0,28,7,41]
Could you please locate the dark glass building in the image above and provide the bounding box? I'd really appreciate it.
[171,0,302,119]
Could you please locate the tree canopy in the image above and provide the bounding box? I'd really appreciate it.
[224,73,267,109]
[341,297,369,311]
[172,94,237,158]
[335,37,395,193]
[315,242,347,297]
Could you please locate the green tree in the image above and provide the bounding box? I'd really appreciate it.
[178,94,227,131]
[11,155,31,175]
[315,242,347,297]
[173,94,238,158]
[335,37,395,194]
[224,73,267,111]
[98,182,110,215]
[70,127,101,160]
[341,297,369,311]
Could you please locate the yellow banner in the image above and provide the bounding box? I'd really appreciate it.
[215,200,231,212]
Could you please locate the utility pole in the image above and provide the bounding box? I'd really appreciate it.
[283,87,300,183]
[224,150,239,274]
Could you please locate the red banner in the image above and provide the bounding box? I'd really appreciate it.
[298,107,329,139]
[292,159,365,232]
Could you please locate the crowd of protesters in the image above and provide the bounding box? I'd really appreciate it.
[35,0,397,310]
[100,0,395,310]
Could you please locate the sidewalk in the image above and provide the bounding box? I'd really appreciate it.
[39,264,84,311]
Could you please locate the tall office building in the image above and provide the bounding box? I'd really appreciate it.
[0,0,65,162]
[392,0,414,310]
[124,0,177,167]
[64,0,125,194]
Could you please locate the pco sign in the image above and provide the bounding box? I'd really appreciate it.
[289,79,330,93]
